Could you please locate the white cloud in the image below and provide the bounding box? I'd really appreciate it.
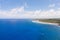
[0,2,60,19]
[57,3,60,6]
[48,4,55,8]
[24,2,28,8]
[40,9,56,18]
[0,6,25,19]
[10,6,24,14]
[0,7,60,19]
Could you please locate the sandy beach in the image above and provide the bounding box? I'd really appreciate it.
[32,20,59,27]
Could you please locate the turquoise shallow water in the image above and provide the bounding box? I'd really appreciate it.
[0,19,60,40]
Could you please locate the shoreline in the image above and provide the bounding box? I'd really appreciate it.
[32,20,59,27]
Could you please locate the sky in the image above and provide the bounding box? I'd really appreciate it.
[0,0,60,19]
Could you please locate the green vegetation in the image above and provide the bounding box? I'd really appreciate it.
[35,19,60,26]
[39,19,60,23]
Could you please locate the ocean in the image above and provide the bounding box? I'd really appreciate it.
[0,19,60,40]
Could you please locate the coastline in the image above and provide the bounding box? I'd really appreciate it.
[32,20,59,26]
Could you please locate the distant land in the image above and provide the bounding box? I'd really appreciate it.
[34,18,60,26]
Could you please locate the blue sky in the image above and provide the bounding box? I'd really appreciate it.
[0,0,25,10]
[0,0,60,19]
[1,0,60,10]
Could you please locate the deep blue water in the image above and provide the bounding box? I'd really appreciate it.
[0,19,60,40]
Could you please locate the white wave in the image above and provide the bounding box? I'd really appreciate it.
[32,20,59,26]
